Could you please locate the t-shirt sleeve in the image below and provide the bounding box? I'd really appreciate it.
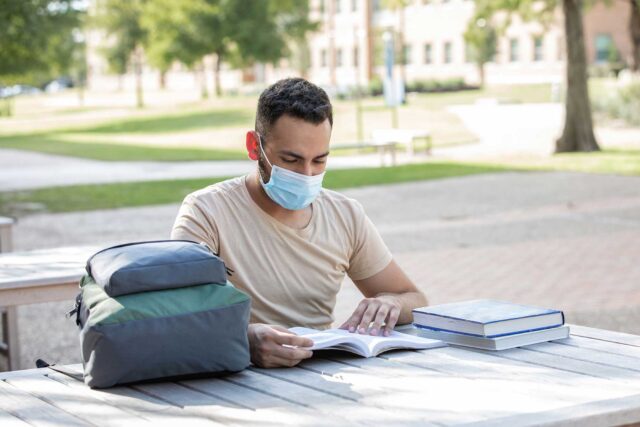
[346,201,392,281]
[170,195,220,254]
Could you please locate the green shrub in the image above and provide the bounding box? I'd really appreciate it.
[406,77,475,93]
[592,82,640,126]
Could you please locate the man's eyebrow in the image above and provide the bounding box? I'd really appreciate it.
[279,150,330,159]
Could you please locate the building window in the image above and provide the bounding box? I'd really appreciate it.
[353,46,359,67]
[595,33,614,62]
[509,38,519,62]
[336,48,343,67]
[424,43,432,64]
[351,0,357,12]
[403,44,412,65]
[444,41,452,63]
[533,36,544,61]
[321,49,328,67]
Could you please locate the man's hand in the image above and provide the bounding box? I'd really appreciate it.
[247,323,314,368]
[339,295,402,337]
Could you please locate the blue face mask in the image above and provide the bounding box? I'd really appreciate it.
[258,135,325,211]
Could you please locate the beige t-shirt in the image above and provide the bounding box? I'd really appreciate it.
[170,176,392,329]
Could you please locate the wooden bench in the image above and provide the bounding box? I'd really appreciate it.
[331,141,398,166]
[372,128,433,157]
[0,245,97,370]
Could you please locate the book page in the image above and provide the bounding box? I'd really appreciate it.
[290,327,444,357]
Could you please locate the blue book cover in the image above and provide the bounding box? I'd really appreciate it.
[412,299,565,337]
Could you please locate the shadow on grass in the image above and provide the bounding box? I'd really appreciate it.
[0,133,246,162]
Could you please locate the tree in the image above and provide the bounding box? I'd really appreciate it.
[628,0,640,71]
[474,0,599,152]
[94,0,147,107]
[141,0,317,97]
[464,17,497,87]
[142,0,205,94]
[0,0,84,115]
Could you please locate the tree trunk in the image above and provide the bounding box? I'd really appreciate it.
[397,5,406,86]
[555,0,600,153]
[199,61,209,100]
[631,0,640,72]
[213,53,223,97]
[134,46,144,108]
[477,62,486,88]
[159,70,167,90]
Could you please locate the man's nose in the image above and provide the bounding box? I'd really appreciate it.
[300,162,314,176]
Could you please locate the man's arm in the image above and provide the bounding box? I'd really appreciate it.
[340,259,427,336]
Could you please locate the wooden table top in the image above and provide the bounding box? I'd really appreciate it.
[0,246,98,290]
[1,324,639,426]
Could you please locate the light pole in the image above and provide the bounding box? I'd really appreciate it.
[383,30,399,128]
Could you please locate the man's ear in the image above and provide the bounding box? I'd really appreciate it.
[246,131,259,161]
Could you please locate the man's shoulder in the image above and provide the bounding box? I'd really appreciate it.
[317,188,364,216]
[184,176,246,206]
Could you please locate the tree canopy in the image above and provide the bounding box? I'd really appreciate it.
[0,0,83,85]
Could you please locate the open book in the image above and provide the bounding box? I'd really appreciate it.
[289,327,446,358]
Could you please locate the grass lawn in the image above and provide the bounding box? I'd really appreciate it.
[500,148,640,176]
[0,83,557,161]
[0,133,246,161]
[0,162,515,216]
[0,146,638,217]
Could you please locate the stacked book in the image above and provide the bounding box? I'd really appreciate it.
[412,299,570,350]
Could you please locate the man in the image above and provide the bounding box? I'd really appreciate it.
[171,78,427,368]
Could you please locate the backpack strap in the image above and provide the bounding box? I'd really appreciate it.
[36,359,84,382]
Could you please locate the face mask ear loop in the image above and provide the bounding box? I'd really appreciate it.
[257,133,273,168]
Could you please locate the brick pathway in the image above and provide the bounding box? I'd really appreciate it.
[4,171,640,370]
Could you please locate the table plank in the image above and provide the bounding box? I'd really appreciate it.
[46,371,218,427]
[471,345,640,385]
[0,379,87,427]
[460,393,640,427]
[0,407,32,427]
[5,374,153,427]
[180,377,361,426]
[229,369,427,426]
[570,324,640,347]
[299,356,486,425]
[526,341,640,372]
[554,335,640,359]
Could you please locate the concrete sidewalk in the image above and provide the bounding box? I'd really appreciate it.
[4,170,640,370]
[0,148,410,191]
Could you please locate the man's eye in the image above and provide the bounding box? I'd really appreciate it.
[314,159,326,164]
[282,158,297,163]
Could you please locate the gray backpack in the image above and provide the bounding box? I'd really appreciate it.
[66,240,251,389]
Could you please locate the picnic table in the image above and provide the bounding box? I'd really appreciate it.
[1,324,640,426]
[0,246,98,370]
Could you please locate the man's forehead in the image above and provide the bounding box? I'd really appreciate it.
[270,115,331,135]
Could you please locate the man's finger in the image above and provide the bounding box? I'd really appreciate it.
[370,305,390,336]
[357,301,380,334]
[341,299,370,332]
[271,343,314,361]
[383,307,401,336]
[272,330,314,348]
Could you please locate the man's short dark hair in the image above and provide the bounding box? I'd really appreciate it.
[255,78,333,140]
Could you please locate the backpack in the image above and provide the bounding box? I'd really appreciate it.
[67,240,251,389]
